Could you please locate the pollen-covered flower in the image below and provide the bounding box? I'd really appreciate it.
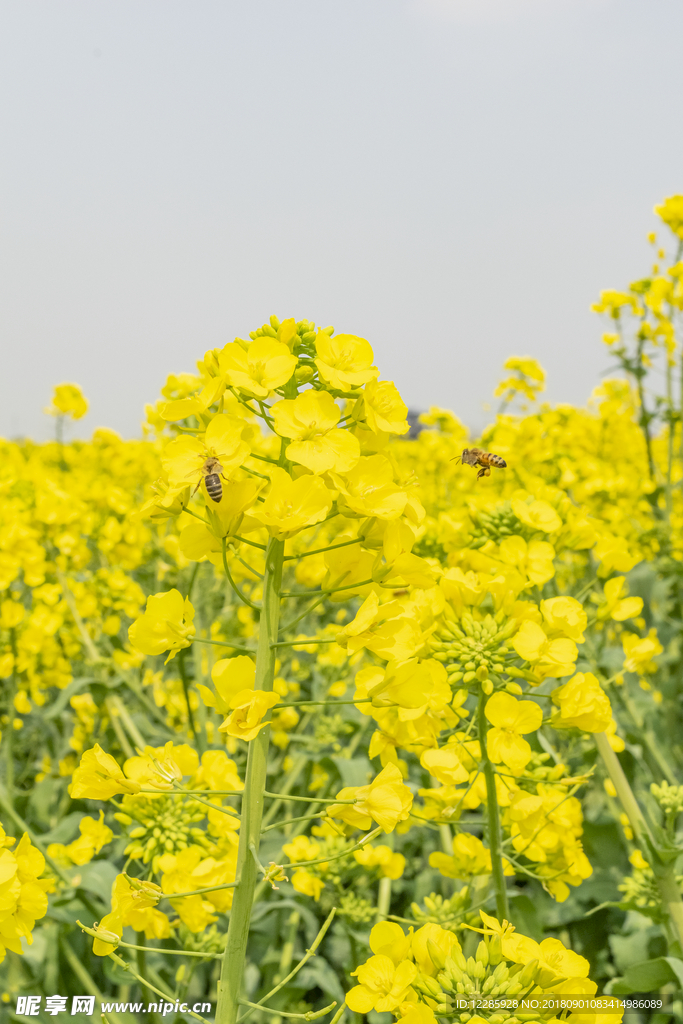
[419,747,469,785]
[334,455,407,520]
[551,672,612,733]
[540,596,588,642]
[128,589,195,661]
[512,619,578,680]
[161,414,250,491]
[485,691,543,772]
[358,379,410,435]
[328,763,413,833]
[250,467,333,539]
[272,390,360,474]
[69,745,142,799]
[198,655,255,715]
[219,338,297,397]
[219,689,280,742]
[314,332,378,392]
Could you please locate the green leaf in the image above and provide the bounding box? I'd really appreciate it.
[43,677,99,719]
[66,859,118,897]
[612,956,683,993]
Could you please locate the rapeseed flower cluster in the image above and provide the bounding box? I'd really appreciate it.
[3,195,683,1017]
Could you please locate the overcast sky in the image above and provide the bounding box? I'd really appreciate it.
[2,0,683,441]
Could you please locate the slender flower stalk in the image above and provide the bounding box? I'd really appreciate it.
[478,691,510,921]
[215,536,285,1024]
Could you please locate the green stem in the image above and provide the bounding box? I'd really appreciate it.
[107,950,210,1024]
[278,594,327,633]
[283,538,361,561]
[239,1000,336,1020]
[60,938,127,1024]
[270,639,337,649]
[287,826,381,870]
[223,537,262,610]
[108,693,146,749]
[264,909,299,1024]
[216,536,285,1024]
[261,811,323,834]
[76,923,221,957]
[161,880,239,901]
[280,579,373,599]
[178,648,201,750]
[233,534,267,550]
[105,696,135,759]
[192,636,255,654]
[478,691,509,921]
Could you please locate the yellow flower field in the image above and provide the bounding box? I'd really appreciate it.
[1,196,683,1023]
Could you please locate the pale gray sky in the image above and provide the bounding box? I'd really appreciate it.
[2,0,683,440]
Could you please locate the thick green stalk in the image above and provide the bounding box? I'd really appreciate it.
[594,730,683,953]
[478,692,509,921]
[216,536,284,1024]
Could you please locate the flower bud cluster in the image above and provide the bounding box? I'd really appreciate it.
[468,503,530,550]
[117,794,211,870]
[410,888,480,932]
[651,780,683,816]
[417,940,542,1022]
[430,612,517,690]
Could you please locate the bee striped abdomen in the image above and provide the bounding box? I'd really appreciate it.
[488,454,507,468]
[205,473,222,502]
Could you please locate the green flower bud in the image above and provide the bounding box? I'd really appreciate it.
[427,939,448,971]
[295,364,315,383]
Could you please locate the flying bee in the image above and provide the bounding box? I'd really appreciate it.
[193,457,224,502]
[453,447,507,481]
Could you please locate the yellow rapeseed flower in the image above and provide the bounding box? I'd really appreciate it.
[512,620,578,680]
[219,689,280,742]
[485,691,543,772]
[272,390,360,474]
[551,672,613,733]
[360,379,410,435]
[69,744,141,799]
[314,332,378,392]
[161,414,250,491]
[219,338,297,397]
[198,655,255,716]
[596,577,643,622]
[250,467,333,539]
[128,589,195,661]
[328,763,413,833]
[46,383,89,420]
[622,628,663,674]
